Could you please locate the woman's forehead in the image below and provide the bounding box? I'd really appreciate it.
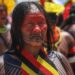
[30,4,40,13]
[23,12,46,24]
[26,12,45,20]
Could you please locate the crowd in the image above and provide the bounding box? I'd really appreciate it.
[0,0,75,75]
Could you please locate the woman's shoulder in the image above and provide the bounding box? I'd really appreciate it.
[3,53,22,75]
[4,53,21,67]
[0,50,21,67]
[48,51,65,62]
[48,51,74,75]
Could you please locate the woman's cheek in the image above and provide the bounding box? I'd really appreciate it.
[41,24,47,32]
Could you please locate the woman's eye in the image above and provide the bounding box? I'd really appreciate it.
[28,23,34,27]
[38,22,46,26]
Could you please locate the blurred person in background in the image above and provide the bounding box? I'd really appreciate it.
[0,2,74,75]
[0,4,11,55]
[60,4,75,74]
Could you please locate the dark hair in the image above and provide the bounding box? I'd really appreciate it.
[61,16,73,29]
[57,13,63,27]
[46,13,58,25]
[11,2,52,53]
[70,4,75,15]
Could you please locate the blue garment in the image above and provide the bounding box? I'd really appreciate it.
[4,54,21,75]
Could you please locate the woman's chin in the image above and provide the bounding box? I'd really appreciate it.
[30,41,42,47]
[24,39,43,48]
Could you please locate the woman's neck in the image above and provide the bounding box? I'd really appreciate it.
[22,45,41,58]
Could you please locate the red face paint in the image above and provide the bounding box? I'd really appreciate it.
[21,12,47,51]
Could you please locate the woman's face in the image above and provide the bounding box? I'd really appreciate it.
[21,11,47,48]
[0,6,7,26]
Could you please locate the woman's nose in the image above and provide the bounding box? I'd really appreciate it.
[32,25,41,33]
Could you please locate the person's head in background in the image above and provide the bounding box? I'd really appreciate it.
[11,2,51,56]
[0,4,8,27]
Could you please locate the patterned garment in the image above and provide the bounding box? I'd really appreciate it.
[21,50,59,75]
[4,50,59,75]
[48,51,74,75]
[4,54,21,75]
[4,50,74,75]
